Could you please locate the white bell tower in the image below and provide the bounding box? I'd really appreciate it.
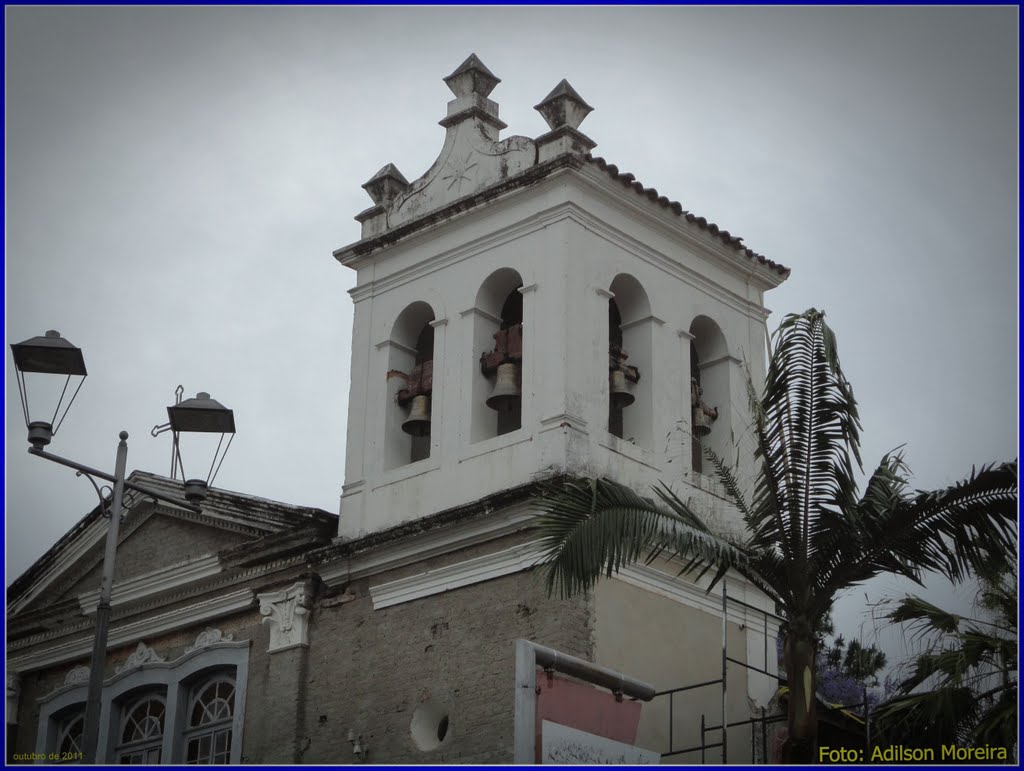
[334,55,788,540]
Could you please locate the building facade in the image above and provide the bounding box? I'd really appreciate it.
[7,55,788,764]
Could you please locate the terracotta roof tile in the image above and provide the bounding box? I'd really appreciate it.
[586,154,790,277]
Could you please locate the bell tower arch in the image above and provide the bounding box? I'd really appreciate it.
[334,55,788,540]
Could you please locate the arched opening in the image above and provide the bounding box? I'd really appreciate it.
[183,674,235,765]
[53,704,85,760]
[689,316,730,474]
[116,692,166,764]
[472,268,525,443]
[607,274,652,448]
[385,302,436,468]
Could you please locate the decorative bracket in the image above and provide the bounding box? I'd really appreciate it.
[258,582,311,653]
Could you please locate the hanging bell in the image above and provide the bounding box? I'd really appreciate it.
[609,370,635,408]
[693,407,712,437]
[402,394,431,437]
[486,362,522,413]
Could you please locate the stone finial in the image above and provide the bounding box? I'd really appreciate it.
[443,53,500,98]
[362,163,410,206]
[535,79,594,131]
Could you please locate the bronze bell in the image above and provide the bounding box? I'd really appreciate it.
[609,370,634,408]
[693,407,712,437]
[402,394,431,437]
[486,362,522,413]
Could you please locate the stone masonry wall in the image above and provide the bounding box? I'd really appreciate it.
[296,567,592,764]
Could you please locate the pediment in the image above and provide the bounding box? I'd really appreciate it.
[7,471,336,619]
[388,124,536,229]
[351,54,598,244]
[12,509,246,617]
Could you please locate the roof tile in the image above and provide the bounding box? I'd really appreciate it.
[586,154,790,276]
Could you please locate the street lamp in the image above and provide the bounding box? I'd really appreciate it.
[9,330,236,763]
[10,330,87,450]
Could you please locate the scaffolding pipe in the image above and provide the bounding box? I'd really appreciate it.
[721,579,728,763]
[700,714,706,764]
[863,686,871,757]
[513,639,655,764]
[761,706,768,763]
[530,641,656,701]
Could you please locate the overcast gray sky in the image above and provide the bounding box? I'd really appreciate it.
[5,7,1018,671]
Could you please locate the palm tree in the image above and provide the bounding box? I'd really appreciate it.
[874,552,1017,757]
[531,308,1017,763]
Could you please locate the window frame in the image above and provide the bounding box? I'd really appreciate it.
[35,640,249,765]
[182,675,236,765]
[115,692,167,764]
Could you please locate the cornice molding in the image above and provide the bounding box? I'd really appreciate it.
[8,589,255,674]
[613,564,780,636]
[8,517,109,616]
[77,555,221,615]
[37,639,251,704]
[563,202,771,323]
[318,504,534,588]
[346,195,571,302]
[369,540,545,610]
[573,165,787,291]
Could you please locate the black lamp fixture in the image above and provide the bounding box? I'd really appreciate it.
[10,330,88,450]
[159,389,236,503]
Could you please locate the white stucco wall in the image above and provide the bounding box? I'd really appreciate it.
[594,568,780,763]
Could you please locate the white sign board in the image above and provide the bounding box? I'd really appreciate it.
[541,720,661,764]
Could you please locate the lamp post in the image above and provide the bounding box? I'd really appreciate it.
[10,330,236,764]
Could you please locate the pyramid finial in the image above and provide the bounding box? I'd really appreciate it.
[444,53,500,99]
[535,79,593,130]
[361,163,410,206]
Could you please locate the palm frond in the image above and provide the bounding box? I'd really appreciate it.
[759,310,863,577]
[701,444,753,523]
[821,461,1018,596]
[874,687,979,746]
[530,477,755,600]
[886,595,962,637]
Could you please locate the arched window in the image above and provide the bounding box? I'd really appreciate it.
[689,316,730,474]
[472,268,525,443]
[607,274,652,448]
[117,694,165,764]
[56,707,85,763]
[384,302,437,468]
[36,639,248,765]
[607,298,629,439]
[183,677,235,765]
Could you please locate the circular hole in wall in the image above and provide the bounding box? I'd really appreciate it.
[411,700,450,751]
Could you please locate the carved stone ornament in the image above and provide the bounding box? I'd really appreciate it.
[186,627,235,654]
[64,665,90,687]
[258,582,310,652]
[116,641,166,673]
